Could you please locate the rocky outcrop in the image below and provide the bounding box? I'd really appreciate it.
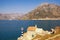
[17,26,60,40]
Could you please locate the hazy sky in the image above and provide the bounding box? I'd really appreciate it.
[0,0,60,14]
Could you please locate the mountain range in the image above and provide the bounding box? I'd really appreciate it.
[0,3,60,20]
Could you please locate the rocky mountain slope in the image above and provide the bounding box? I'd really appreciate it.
[21,3,60,20]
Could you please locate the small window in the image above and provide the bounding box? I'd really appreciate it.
[32,35,34,37]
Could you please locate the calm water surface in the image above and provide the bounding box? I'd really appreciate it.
[0,20,60,40]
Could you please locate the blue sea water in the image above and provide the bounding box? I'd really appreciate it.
[0,20,60,40]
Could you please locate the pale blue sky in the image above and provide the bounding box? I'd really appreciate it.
[0,0,60,14]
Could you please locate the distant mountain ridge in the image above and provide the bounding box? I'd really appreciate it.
[21,3,60,20]
[0,13,22,20]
